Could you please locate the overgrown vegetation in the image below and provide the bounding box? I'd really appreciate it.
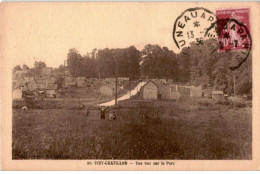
[13,99,251,159]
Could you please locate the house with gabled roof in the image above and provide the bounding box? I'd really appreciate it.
[140,80,158,100]
[139,79,181,100]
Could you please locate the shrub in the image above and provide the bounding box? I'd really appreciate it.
[198,100,213,106]
[234,101,247,108]
[216,100,230,105]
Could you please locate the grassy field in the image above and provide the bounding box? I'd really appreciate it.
[12,98,252,159]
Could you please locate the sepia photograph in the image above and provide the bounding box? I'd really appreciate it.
[1,2,260,171]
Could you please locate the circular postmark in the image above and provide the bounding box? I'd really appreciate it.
[172,7,217,49]
[205,18,252,70]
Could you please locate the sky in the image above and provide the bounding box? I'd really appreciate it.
[1,2,183,68]
[1,2,252,68]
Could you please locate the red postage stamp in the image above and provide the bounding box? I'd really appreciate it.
[216,8,251,52]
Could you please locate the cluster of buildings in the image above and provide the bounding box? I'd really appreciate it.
[137,79,226,101]
[12,66,131,100]
[12,67,58,99]
[12,66,226,101]
[98,78,130,96]
[137,79,202,100]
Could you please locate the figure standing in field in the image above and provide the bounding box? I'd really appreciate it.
[112,111,117,120]
[100,106,106,119]
[21,106,28,113]
[143,107,150,119]
[109,110,117,120]
[85,106,90,117]
[80,104,84,110]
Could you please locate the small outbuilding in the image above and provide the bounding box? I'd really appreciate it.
[178,85,202,98]
[178,86,191,98]
[212,90,224,101]
[45,89,56,98]
[100,85,114,96]
[12,88,23,99]
[190,85,202,98]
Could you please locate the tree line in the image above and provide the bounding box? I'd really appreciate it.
[66,45,181,81]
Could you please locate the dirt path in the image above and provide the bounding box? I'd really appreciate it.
[98,81,146,106]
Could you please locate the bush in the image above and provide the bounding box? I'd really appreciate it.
[228,97,247,108]
[234,101,247,108]
[216,100,230,105]
[198,99,213,106]
[12,99,26,109]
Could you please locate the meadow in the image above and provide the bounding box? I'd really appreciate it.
[12,98,252,159]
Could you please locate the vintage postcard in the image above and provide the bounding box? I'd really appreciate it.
[0,2,260,171]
